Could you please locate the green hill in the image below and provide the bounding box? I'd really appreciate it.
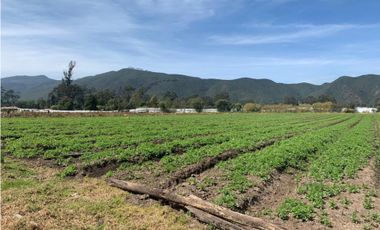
[312,74,380,106]
[2,69,379,105]
[74,69,320,104]
[1,75,59,100]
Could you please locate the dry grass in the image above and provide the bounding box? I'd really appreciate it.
[1,158,204,230]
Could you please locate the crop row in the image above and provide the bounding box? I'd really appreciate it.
[2,114,341,163]
[294,116,374,209]
[157,115,350,174]
[213,116,361,208]
[81,114,343,167]
[307,116,374,181]
[274,115,380,228]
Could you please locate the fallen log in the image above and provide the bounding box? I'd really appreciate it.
[186,206,248,230]
[108,178,285,230]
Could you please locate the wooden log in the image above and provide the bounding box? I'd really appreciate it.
[108,178,285,230]
[186,194,283,230]
[186,206,248,230]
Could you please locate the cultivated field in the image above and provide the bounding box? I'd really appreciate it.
[1,113,380,229]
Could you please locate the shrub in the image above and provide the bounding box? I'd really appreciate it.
[190,97,204,113]
[243,103,261,112]
[159,102,170,113]
[216,99,231,112]
[231,103,243,112]
[50,105,59,110]
[312,102,336,112]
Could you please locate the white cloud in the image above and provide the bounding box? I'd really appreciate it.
[131,0,217,22]
[0,0,182,77]
[252,0,297,5]
[211,24,379,45]
[2,24,70,37]
[1,0,379,83]
[247,22,379,29]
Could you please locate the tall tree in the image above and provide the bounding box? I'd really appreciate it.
[63,61,76,86]
[84,94,98,110]
[119,86,135,109]
[129,88,148,108]
[48,60,84,110]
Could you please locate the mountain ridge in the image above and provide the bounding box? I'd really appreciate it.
[2,68,380,106]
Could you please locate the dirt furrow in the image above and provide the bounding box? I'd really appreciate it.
[236,116,361,212]
[161,116,353,190]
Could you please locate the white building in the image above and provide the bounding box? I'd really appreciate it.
[203,108,218,113]
[355,107,377,113]
[129,107,161,113]
[176,108,196,113]
[128,107,219,113]
[176,108,218,113]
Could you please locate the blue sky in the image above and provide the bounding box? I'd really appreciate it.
[1,0,380,84]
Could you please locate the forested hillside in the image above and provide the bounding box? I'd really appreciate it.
[2,69,379,106]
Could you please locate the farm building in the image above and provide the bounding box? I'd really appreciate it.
[129,108,161,113]
[203,108,218,113]
[176,108,197,113]
[128,107,218,113]
[355,107,377,113]
[176,108,218,113]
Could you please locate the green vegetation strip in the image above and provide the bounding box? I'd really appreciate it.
[214,116,359,208]
[2,114,342,169]
[159,115,348,173]
[275,115,379,226]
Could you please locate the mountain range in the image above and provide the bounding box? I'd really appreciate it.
[2,68,380,106]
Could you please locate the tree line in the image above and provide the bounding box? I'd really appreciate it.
[2,61,378,112]
[1,61,239,112]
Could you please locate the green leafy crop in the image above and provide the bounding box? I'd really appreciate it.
[277,198,314,221]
